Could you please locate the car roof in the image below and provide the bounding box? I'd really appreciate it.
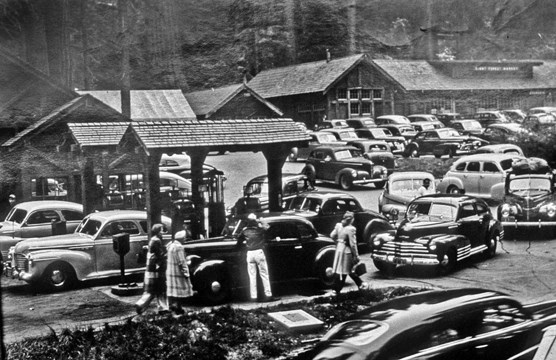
[312,145,359,152]
[292,191,356,201]
[477,144,521,151]
[411,193,478,204]
[247,173,309,184]
[452,119,480,123]
[14,201,83,212]
[486,122,522,129]
[388,171,434,181]
[232,212,319,226]
[87,210,171,223]
[454,153,523,162]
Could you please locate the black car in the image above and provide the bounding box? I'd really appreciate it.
[283,191,393,249]
[493,158,556,238]
[345,139,395,175]
[450,119,484,136]
[379,124,417,141]
[479,122,527,144]
[183,214,336,304]
[354,127,406,155]
[302,146,388,190]
[294,288,556,360]
[404,128,488,158]
[345,117,377,129]
[371,194,502,274]
[436,112,465,127]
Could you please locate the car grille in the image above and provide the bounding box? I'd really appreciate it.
[14,254,28,272]
[374,241,436,261]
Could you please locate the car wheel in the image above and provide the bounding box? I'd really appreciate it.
[42,262,76,292]
[199,270,231,305]
[437,248,457,275]
[374,181,386,189]
[408,147,419,158]
[373,259,395,274]
[445,148,455,158]
[484,231,498,259]
[340,174,353,190]
[447,185,461,194]
[302,166,316,186]
[316,252,335,288]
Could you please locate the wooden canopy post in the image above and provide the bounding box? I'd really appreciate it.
[144,151,163,236]
[188,149,209,239]
[81,156,96,215]
[263,145,291,212]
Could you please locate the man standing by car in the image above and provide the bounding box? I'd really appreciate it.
[418,179,435,196]
[237,213,278,302]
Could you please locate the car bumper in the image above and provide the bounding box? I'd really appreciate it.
[500,220,556,228]
[372,253,439,266]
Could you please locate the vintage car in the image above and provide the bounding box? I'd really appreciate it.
[7,210,171,291]
[407,114,445,129]
[501,109,526,123]
[404,128,488,158]
[294,288,556,360]
[159,153,222,178]
[302,146,389,190]
[378,171,436,221]
[436,112,465,126]
[0,201,84,263]
[354,127,406,155]
[492,158,556,238]
[289,131,344,161]
[437,153,524,199]
[528,106,556,116]
[476,143,524,156]
[410,122,436,132]
[523,113,556,129]
[478,122,527,144]
[345,117,376,129]
[371,194,501,274]
[473,110,511,127]
[345,139,395,175]
[320,128,359,142]
[375,115,412,126]
[450,119,484,136]
[229,173,316,215]
[183,214,336,304]
[379,124,417,141]
[282,191,393,249]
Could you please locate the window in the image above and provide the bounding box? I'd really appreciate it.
[61,210,84,221]
[476,202,489,215]
[361,89,371,99]
[361,102,371,114]
[425,132,439,139]
[350,102,360,114]
[466,162,480,172]
[460,203,476,218]
[31,177,68,199]
[27,210,60,225]
[100,220,140,238]
[483,162,500,173]
[373,89,382,99]
[268,223,297,240]
[337,89,347,100]
[349,89,359,100]
[321,200,340,215]
[455,162,467,171]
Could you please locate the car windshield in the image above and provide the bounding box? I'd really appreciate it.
[391,178,434,196]
[245,181,267,197]
[287,197,322,211]
[75,217,102,236]
[361,120,375,127]
[462,121,482,130]
[407,202,457,222]
[399,126,416,134]
[338,131,358,140]
[335,149,354,160]
[370,129,387,137]
[500,159,516,171]
[5,208,27,223]
[317,133,338,143]
[321,320,387,346]
[437,129,461,138]
[509,177,552,192]
[221,218,247,237]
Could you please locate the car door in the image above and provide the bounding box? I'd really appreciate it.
[312,198,343,236]
[479,161,506,198]
[264,221,305,280]
[22,209,61,238]
[462,161,481,196]
[60,209,84,233]
[311,150,328,179]
[457,202,481,242]
[422,131,441,154]
[94,220,145,276]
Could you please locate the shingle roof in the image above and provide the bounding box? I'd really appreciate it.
[128,118,310,149]
[372,59,556,91]
[248,54,367,98]
[68,122,130,147]
[76,89,196,120]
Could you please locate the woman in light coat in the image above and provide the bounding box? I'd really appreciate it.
[166,230,194,316]
[331,211,367,294]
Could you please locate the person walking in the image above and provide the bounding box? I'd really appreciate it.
[166,230,194,317]
[136,223,168,315]
[0,194,16,220]
[237,213,278,302]
[331,211,368,294]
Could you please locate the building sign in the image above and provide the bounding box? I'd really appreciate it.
[530,91,546,95]
[474,66,519,72]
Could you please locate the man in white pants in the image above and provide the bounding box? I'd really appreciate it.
[237,213,279,302]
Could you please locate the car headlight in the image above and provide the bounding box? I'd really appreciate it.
[500,204,511,217]
[429,243,437,251]
[389,208,399,217]
[541,203,556,217]
[351,170,358,177]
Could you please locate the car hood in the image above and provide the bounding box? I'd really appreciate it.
[14,233,91,253]
[395,219,456,241]
[504,190,553,207]
[282,209,318,219]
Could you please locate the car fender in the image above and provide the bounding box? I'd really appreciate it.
[25,249,94,281]
[381,203,407,216]
[191,259,228,288]
[427,234,469,257]
[302,164,317,183]
[312,245,336,271]
[437,176,465,193]
[335,168,358,184]
[491,183,505,202]
[488,220,503,237]
[363,218,394,242]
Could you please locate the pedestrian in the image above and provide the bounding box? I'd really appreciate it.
[330,211,368,294]
[166,230,194,317]
[237,213,278,302]
[0,194,16,220]
[418,178,435,196]
[135,223,169,315]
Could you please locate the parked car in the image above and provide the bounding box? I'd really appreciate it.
[436,112,465,126]
[479,122,528,144]
[320,128,359,142]
[8,210,172,291]
[290,131,345,161]
[378,171,436,222]
[229,173,316,215]
[302,146,389,190]
[318,119,350,129]
[345,117,376,129]
[375,115,411,126]
[476,143,524,156]
[0,201,84,263]
[450,119,484,136]
[283,191,393,249]
[294,288,556,360]
[473,110,511,127]
[371,194,501,274]
[184,214,336,304]
[407,114,444,129]
[354,127,406,155]
[379,124,417,141]
[523,113,556,129]
[492,158,556,238]
[159,153,224,180]
[528,106,556,116]
[501,109,526,123]
[410,122,436,132]
[404,128,488,158]
[437,153,524,198]
[345,139,395,174]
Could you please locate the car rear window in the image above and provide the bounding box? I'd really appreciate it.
[62,210,84,221]
[500,159,515,171]
[27,210,60,225]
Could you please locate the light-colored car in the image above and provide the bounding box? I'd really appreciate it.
[0,201,84,262]
[437,153,524,199]
[290,131,345,161]
[375,115,411,126]
[407,114,445,129]
[378,171,436,222]
[8,210,171,291]
[475,144,524,156]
